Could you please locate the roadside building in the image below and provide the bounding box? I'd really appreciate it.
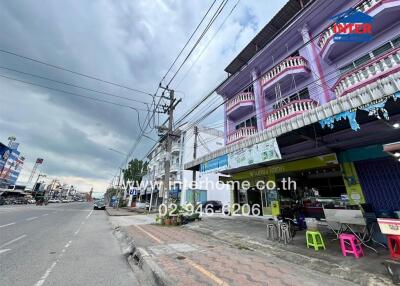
[140,123,230,209]
[0,140,24,188]
[185,0,400,217]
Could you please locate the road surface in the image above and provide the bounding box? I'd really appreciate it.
[0,202,139,286]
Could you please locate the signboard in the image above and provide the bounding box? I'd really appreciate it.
[200,154,228,173]
[331,8,373,43]
[228,138,281,169]
[129,188,137,196]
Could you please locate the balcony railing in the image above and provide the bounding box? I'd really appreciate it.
[227,127,257,145]
[265,99,318,128]
[261,56,309,87]
[333,47,400,97]
[170,163,179,172]
[318,0,383,53]
[171,142,180,153]
[226,92,255,112]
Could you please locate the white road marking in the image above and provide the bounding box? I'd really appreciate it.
[26,216,39,221]
[0,234,27,248]
[34,261,57,286]
[0,222,16,228]
[64,240,72,248]
[85,209,93,220]
[0,249,11,254]
[42,214,49,217]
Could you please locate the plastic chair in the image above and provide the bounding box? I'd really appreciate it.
[339,233,364,258]
[306,230,325,251]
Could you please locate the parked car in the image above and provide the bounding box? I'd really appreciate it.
[203,200,223,213]
[61,199,69,203]
[94,200,106,210]
[48,198,61,203]
[28,198,36,204]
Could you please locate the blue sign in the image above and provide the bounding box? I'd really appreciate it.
[200,154,228,173]
[331,9,373,43]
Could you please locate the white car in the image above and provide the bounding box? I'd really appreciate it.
[48,199,61,203]
[27,199,36,204]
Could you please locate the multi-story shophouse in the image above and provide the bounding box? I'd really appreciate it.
[137,123,230,209]
[185,0,400,217]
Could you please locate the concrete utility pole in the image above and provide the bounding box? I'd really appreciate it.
[159,86,181,205]
[192,126,198,206]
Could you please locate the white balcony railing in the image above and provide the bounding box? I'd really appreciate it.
[170,163,179,172]
[333,47,400,97]
[265,99,318,127]
[261,56,309,87]
[227,127,257,145]
[226,92,255,112]
[171,142,180,153]
[318,0,382,51]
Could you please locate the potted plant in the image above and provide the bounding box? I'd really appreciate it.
[164,212,171,225]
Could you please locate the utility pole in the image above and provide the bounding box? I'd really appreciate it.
[192,126,198,206]
[159,86,181,206]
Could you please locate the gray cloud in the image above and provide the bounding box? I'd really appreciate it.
[0,0,286,191]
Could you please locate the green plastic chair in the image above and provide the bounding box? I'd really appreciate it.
[306,230,326,251]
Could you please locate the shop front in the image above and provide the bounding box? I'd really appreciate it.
[228,153,351,218]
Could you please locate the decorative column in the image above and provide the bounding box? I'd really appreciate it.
[300,24,331,104]
[251,69,266,130]
[224,100,228,145]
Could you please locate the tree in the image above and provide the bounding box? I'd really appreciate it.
[122,159,148,186]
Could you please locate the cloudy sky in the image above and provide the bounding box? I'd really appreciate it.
[0,0,286,193]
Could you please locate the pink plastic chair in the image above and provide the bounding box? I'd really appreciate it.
[339,233,364,258]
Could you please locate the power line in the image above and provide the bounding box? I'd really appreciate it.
[0,73,154,113]
[159,0,218,85]
[0,65,153,106]
[175,0,241,89]
[0,48,155,98]
[166,0,230,87]
[111,1,230,181]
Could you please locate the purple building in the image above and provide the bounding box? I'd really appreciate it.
[185,0,400,217]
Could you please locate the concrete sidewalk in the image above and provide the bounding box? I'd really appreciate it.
[109,214,370,286]
[183,215,393,285]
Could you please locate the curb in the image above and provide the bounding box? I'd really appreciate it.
[184,224,393,286]
[105,207,136,216]
[112,225,174,286]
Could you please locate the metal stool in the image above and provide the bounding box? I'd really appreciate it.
[278,222,291,244]
[266,223,277,240]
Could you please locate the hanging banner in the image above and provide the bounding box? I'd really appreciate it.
[228,138,281,169]
[200,154,228,173]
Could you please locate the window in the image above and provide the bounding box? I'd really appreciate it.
[272,88,310,110]
[235,116,257,130]
[393,35,400,47]
[353,53,372,67]
[340,63,355,74]
[339,36,399,75]
[373,42,392,57]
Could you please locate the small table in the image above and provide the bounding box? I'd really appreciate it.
[323,208,380,253]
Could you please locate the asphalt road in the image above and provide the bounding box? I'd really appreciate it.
[0,202,139,286]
